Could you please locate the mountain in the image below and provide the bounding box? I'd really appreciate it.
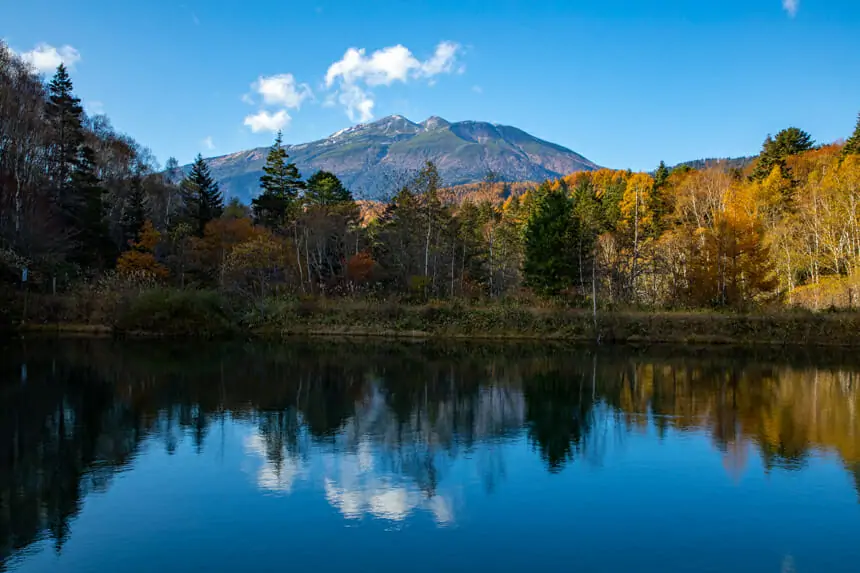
[187,115,600,201]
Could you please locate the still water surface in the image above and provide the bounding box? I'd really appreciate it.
[1,339,859,572]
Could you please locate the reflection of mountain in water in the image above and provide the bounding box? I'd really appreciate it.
[2,340,860,567]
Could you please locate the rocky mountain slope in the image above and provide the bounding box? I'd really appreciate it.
[190,115,599,200]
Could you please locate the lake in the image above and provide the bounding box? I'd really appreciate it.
[1,339,859,572]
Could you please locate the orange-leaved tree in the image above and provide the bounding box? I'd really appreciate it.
[116,220,168,280]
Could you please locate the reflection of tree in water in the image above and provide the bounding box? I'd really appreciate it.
[2,340,860,567]
[524,369,597,472]
[0,350,144,568]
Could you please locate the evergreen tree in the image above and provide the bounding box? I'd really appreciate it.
[305,171,353,206]
[121,175,147,247]
[181,154,223,236]
[647,160,671,237]
[751,127,815,181]
[842,112,860,159]
[46,64,85,217]
[523,183,578,295]
[456,200,491,291]
[653,160,670,189]
[252,131,304,229]
[70,145,111,267]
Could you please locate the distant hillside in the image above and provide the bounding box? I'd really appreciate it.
[185,115,599,201]
[670,156,756,172]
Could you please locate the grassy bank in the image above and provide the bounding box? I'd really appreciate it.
[9,288,860,346]
[248,300,860,346]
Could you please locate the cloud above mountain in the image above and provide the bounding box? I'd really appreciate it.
[242,73,312,133]
[325,41,462,122]
[241,41,462,131]
[250,73,312,108]
[244,109,290,133]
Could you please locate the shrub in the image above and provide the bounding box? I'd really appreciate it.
[115,289,237,336]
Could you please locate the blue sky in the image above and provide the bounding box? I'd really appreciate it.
[4,0,859,171]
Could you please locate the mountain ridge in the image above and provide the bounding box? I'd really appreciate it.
[187,115,600,201]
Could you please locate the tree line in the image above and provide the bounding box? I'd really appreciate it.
[3,43,860,311]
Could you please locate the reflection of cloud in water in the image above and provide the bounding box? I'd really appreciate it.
[241,383,525,522]
[244,432,454,524]
[244,433,307,494]
[323,442,454,525]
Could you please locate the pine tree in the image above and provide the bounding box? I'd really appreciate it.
[842,112,860,159]
[523,183,578,295]
[647,160,670,237]
[252,131,304,229]
[70,145,111,267]
[121,175,147,247]
[751,127,815,181]
[181,154,223,236]
[46,64,85,219]
[305,171,353,206]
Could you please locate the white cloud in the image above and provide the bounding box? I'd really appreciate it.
[419,41,460,77]
[338,84,375,122]
[325,41,462,122]
[251,73,312,108]
[782,0,799,17]
[472,85,483,94]
[202,136,215,150]
[325,45,419,88]
[244,109,291,133]
[18,43,81,73]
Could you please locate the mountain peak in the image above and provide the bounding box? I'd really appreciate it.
[193,116,600,201]
[421,116,451,130]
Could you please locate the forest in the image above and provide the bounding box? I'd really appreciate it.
[3,43,860,333]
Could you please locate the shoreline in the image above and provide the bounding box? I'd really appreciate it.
[12,307,860,347]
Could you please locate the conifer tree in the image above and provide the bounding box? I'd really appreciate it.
[181,154,223,236]
[305,170,353,206]
[252,131,304,229]
[46,64,85,217]
[751,127,814,181]
[647,160,671,237]
[70,145,111,267]
[523,183,578,295]
[842,113,860,159]
[121,175,147,247]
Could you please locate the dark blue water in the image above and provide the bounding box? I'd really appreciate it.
[1,340,859,572]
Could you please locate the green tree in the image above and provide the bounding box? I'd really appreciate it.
[570,178,599,293]
[647,160,671,237]
[305,170,353,206]
[252,131,303,229]
[842,112,860,159]
[523,183,578,295]
[751,127,815,181]
[181,154,223,236]
[456,200,490,292]
[70,145,111,268]
[121,175,147,247]
[46,64,85,219]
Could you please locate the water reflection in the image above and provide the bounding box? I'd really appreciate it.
[1,339,860,570]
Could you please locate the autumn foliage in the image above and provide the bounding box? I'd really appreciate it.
[116,221,168,280]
